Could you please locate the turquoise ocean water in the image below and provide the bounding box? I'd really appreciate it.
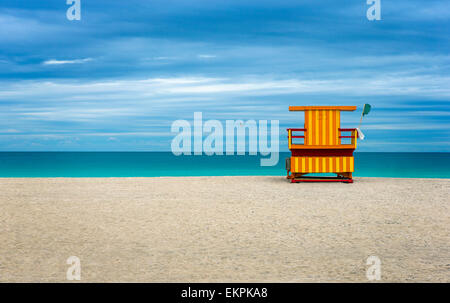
[0,152,449,178]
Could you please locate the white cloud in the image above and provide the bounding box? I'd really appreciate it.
[2,74,449,100]
[0,75,448,137]
[0,129,20,133]
[197,54,216,59]
[363,123,450,130]
[43,58,93,65]
[0,132,172,138]
[152,56,177,61]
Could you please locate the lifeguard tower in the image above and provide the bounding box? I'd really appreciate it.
[286,106,358,183]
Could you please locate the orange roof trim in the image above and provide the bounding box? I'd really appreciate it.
[289,106,357,111]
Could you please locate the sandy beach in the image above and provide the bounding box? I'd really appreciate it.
[0,176,449,282]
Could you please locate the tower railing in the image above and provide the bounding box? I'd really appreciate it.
[287,128,357,149]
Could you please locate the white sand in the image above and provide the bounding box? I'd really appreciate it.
[0,176,449,282]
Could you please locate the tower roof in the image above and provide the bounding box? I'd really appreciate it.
[289,106,357,111]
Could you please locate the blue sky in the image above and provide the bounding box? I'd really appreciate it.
[0,0,449,151]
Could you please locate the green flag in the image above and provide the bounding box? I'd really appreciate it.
[362,104,371,116]
[358,104,372,130]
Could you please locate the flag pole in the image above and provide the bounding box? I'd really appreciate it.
[358,109,364,129]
